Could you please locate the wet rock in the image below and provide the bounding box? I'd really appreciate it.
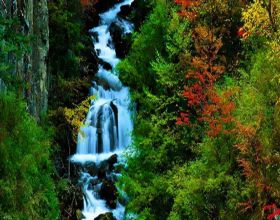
[90,31,99,41]
[83,7,100,29]
[83,0,121,28]
[83,0,120,29]
[94,0,120,13]
[94,212,116,220]
[109,22,122,42]
[84,162,98,176]
[107,154,118,170]
[97,166,107,179]
[88,176,99,191]
[130,0,151,31]
[99,60,112,70]
[109,173,120,182]
[83,48,99,76]
[95,78,111,91]
[96,154,118,179]
[117,5,132,19]
[100,180,118,209]
[109,22,131,58]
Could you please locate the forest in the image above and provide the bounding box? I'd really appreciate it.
[0,0,280,220]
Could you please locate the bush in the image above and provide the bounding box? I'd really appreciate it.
[0,93,59,220]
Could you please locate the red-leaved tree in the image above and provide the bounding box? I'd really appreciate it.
[176,24,235,136]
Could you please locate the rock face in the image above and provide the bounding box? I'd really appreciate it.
[118,5,132,19]
[0,0,49,120]
[100,179,118,209]
[109,22,127,59]
[83,0,121,29]
[94,212,116,220]
[0,78,7,94]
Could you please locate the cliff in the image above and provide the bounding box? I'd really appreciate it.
[0,0,49,120]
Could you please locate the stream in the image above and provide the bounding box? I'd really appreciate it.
[71,0,135,219]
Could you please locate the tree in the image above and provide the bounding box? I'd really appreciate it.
[177,25,236,136]
[0,93,59,219]
[242,0,280,57]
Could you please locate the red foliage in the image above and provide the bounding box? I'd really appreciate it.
[268,209,280,220]
[237,27,245,37]
[80,0,101,7]
[263,204,280,220]
[175,0,200,20]
[238,199,254,213]
[175,0,199,7]
[80,0,91,6]
[177,25,235,137]
[237,27,249,39]
[235,120,279,217]
[235,121,264,180]
[177,113,190,125]
[263,204,277,211]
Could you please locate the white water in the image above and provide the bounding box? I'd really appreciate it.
[71,0,134,219]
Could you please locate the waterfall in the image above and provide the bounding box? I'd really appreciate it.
[71,0,134,219]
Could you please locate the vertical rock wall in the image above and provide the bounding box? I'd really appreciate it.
[0,78,7,94]
[0,0,49,120]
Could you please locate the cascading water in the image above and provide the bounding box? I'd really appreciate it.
[71,1,134,219]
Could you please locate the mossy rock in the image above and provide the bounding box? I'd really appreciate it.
[94,212,116,220]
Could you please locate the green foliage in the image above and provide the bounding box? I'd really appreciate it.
[118,2,170,93]
[48,0,87,78]
[0,17,29,90]
[118,0,280,219]
[0,93,59,220]
[118,3,191,115]
[167,135,243,220]
[117,2,196,219]
[0,17,28,72]
[234,49,280,217]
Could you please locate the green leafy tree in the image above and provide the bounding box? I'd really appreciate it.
[0,93,59,220]
[0,17,29,89]
[117,2,195,219]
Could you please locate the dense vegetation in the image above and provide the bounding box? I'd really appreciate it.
[48,0,94,109]
[1,0,280,219]
[0,1,114,219]
[0,93,59,219]
[0,15,59,219]
[0,1,92,219]
[118,0,280,219]
[0,17,29,91]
